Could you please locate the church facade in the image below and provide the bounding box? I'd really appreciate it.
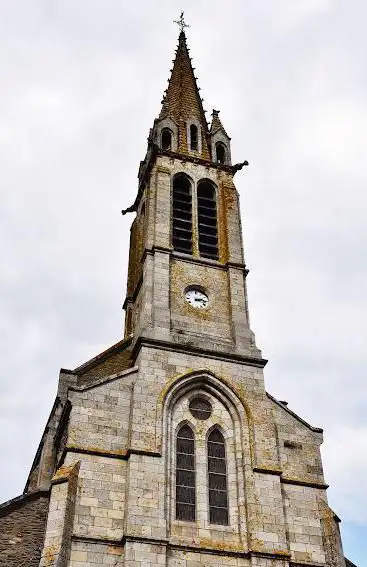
[0,27,352,567]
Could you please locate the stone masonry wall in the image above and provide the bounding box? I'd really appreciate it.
[170,258,232,341]
[34,345,344,566]
[66,452,126,541]
[283,484,327,564]
[271,400,324,486]
[0,492,49,567]
[67,374,134,453]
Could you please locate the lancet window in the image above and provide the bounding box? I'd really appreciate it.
[207,429,229,525]
[176,424,196,521]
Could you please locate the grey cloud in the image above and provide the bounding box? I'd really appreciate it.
[0,1,366,554]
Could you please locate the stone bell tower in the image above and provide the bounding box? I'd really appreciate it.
[123,28,257,362]
[0,19,353,567]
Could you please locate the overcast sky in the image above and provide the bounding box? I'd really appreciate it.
[0,1,366,564]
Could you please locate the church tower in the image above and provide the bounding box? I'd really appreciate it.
[0,20,352,567]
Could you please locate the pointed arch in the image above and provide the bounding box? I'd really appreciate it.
[161,128,173,150]
[190,124,198,151]
[161,370,252,538]
[176,422,196,521]
[207,427,229,525]
[215,142,226,164]
[160,369,252,432]
[159,369,254,466]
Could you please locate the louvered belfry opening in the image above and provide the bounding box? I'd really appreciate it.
[197,181,219,260]
[176,424,196,521]
[207,429,229,525]
[172,174,193,254]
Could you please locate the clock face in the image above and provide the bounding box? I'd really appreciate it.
[185,288,209,309]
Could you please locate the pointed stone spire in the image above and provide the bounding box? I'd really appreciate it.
[159,30,210,158]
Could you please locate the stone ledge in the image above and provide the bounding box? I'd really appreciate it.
[281,477,329,490]
[253,467,282,476]
[133,335,268,368]
[60,446,161,464]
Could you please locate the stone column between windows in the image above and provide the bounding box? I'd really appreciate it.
[195,437,208,527]
[152,250,171,340]
[153,165,171,249]
[136,252,154,336]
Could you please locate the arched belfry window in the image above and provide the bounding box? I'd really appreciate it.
[216,142,226,164]
[207,429,228,525]
[172,174,193,254]
[176,424,196,521]
[161,128,172,151]
[197,181,219,260]
[190,124,198,151]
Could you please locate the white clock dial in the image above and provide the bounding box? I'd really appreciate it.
[185,288,209,309]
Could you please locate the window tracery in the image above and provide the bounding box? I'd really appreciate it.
[167,377,249,538]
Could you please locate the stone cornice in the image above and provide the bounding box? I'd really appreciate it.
[59,446,162,466]
[133,335,267,368]
[281,477,328,490]
[267,392,324,434]
[73,534,292,561]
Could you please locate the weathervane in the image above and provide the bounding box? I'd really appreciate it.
[174,11,189,33]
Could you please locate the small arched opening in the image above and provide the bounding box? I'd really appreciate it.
[161,128,173,151]
[190,124,198,151]
[215,142,226,164]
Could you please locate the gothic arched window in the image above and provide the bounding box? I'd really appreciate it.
[216,142,226,164]
[172,174,193,254]
[207,429,228,525]
[176,424,196,521]
[197,180,218,260]
[190,124,198,151]
[161,128,173,151]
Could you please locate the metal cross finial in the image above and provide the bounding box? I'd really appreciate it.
[174,12,189,33]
